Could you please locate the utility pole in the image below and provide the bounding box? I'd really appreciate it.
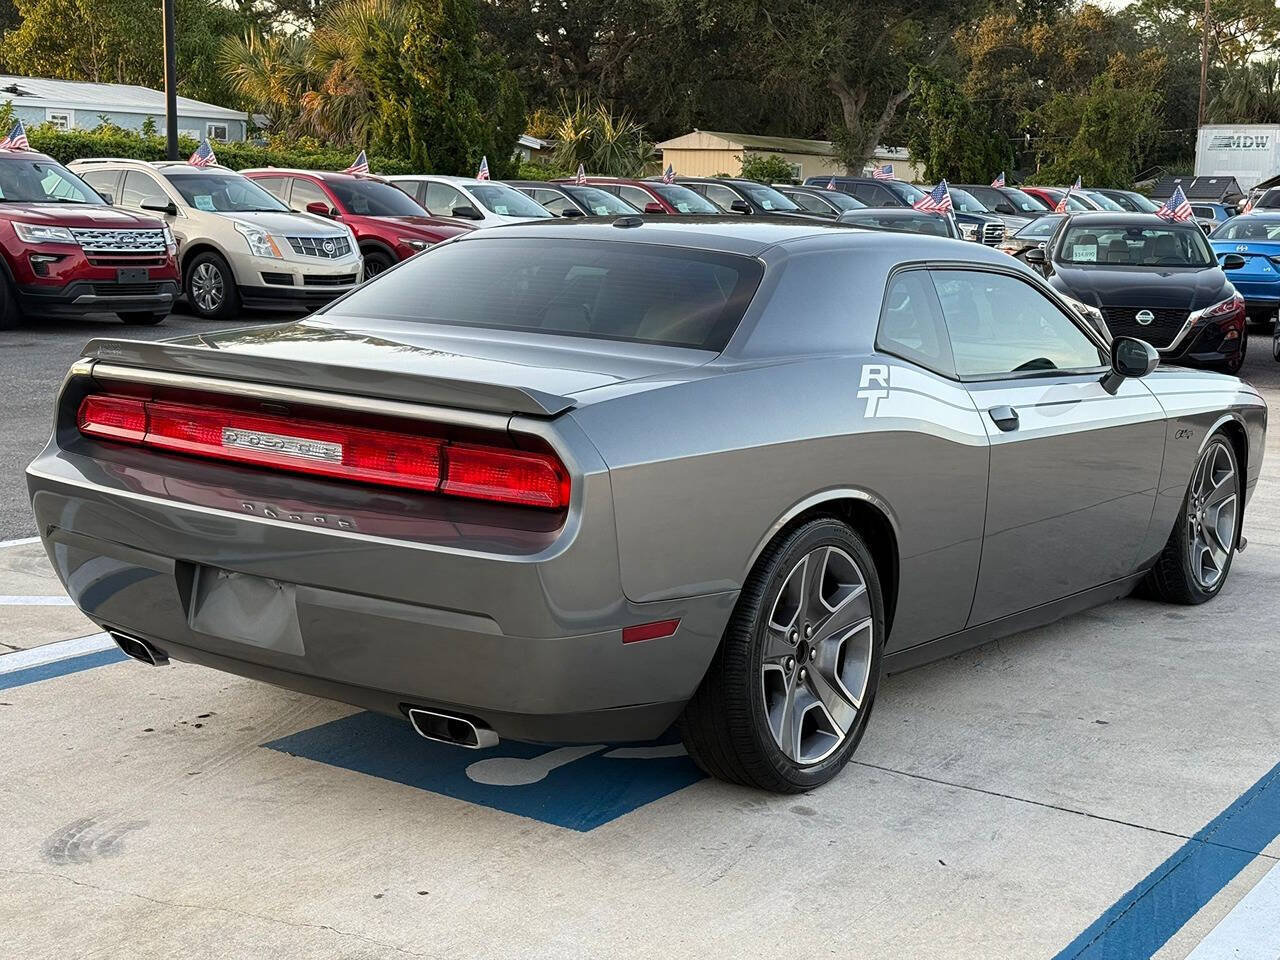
[162,0,178,160]
[1198,0,1208,128]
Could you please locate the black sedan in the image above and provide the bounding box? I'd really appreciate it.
[997,213,1068,264]
[1026,213,1248,374]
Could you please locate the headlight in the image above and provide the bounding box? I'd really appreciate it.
[959,222,979,241]
[14,223,76,244]
[161,223,177,255]
[399,237,430,251]
[234,221,282,258]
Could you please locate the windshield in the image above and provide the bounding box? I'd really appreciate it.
[1015,214,1065,239]
[736,183,801,212]
[1038,189,1092,212]
[1212,217,1280,241]
[1119,192,1160,213]
[650,183,722,214]
[561,185,639,216]
[467,183,552,218]
[1058,223,1215,266]
[885,180,928,204]
[1083,191,1125,211]
[324,237,764,351]
[817,190,864,210]
[949,188,989,213]
[1003,188,1049,212]
[329,177,428,217]
[0,157,104,204]
[839,210,955,237]
[164,172,287,212]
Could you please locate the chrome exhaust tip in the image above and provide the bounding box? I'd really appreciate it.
[108,630,169,667]
[406,707,498,749]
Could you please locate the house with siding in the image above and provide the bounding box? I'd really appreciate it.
[0,75,247,142]
[656,130,923,183]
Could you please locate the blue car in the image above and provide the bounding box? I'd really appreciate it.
[1209,214,1280,330]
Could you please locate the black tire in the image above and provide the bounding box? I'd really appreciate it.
[1144,434,1241,605]
[118,311,168,326]
[680,517,885,793]
[361,247,395,278]
[184,251,241,321]
[0,273,23,330]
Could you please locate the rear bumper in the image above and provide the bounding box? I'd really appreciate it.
[26,429,732,744]
[18,279,178,318]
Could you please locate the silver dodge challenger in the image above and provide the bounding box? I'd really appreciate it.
[27,217,1268,792]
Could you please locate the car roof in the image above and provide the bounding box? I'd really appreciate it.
[386,174,478,185]
[1058,212,1196,227]
[672,177,757,186]
[1,148,56,163]
[560,176,652,187]
[240,168,385,183]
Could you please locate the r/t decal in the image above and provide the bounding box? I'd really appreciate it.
[858,364,890,417]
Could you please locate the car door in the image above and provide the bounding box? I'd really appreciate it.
[931,267,1166,625]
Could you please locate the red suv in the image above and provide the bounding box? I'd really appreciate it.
[558,177,724,215]
[0,149,179,329]
[242,169,473,276]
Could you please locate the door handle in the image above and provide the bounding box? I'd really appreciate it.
[988,405,1019,432]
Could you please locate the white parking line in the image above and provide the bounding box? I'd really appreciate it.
[1185,858,1280,960]
[0,633,115,674]
[0,536,40,548]
[0,595,74,606]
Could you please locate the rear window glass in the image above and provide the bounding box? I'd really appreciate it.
[324,237,764,351]
[1213,217,1280,240]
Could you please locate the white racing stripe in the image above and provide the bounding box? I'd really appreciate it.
[0,595,74,606]
[1185,858,1280,960]
[0,633,115,674]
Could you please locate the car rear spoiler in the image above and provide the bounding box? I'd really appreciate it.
[79,338,577,417]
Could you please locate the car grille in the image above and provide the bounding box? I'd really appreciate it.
[286,235,352,259]
[92,283,163,297]
[303,273,358,286]
[86,254,169,267]
[1101,306,1190,349]
[981,222,1005,245]
[71,228,168,254]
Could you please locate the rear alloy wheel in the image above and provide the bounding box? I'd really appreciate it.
[184,251,241,321]
[1145,435,1240,604]
[681,518,884,792]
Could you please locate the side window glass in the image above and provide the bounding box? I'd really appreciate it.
[704,184,740,210]
[290,178,330,212]
[876,270,954,377]
[540,193,577,216]
[424,181,465,215]
[792,193,828,214]
[619,186,651,208]
[252,176,287,201]
[80,169,120,201]
[931,270,1106,378]
[120,171,168,209]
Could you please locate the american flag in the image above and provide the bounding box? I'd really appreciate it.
[914,179,953,214]
[343,150,369,175]
[575,163,587,185]
[188,139,217,167]
[0,120,29,150]
[1054,176,1081,213]
[872,164,894,181]
[661,164,675,184]
[476,156,490,180]
[1155,185,1194,223]
[826,177,837,190]
[991,171,1006,188]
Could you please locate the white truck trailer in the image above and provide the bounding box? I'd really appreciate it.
[1195,124,1280,192]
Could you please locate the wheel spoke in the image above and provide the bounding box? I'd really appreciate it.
[805,663,857,733]
[1206,474,1235,509]
[800,547,829,627]
[771,671,801,762]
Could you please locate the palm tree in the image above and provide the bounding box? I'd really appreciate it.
[219,31,314,135]
[551,98,656,177]
[1210,59,1280,125]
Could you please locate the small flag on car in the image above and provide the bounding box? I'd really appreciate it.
[343,150,369,175]
[913,179,953,214]
[188,138,217,167]
[575,163,587,185]
[476,155,490,180]
[1054,176,1081,213]
[872,164,894,181]
[0,119,29,151]
[1155,185,1194,223]
[661,164,675,184]
[826,177,837,190]
[991,171,1006,188]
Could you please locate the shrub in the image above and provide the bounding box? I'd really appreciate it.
[737,153,797,184]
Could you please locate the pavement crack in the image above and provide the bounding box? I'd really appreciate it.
[1,866,436,957]
[850,761,1280,861]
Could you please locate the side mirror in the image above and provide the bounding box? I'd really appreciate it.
[97,190,114,205]
[1023,247,1046,266]
[559,207,585,218]
[643,201,666,214]
[305,200,335,218]
[140,200,178,216]
[1222,253,1246,270]
[729,199,752,214]
[1103,336,1159,392]
[996,203,1016,214]
[451,204,484,220]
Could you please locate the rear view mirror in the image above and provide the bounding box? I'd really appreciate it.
[305,200,335,218]
[729,199,751,214]
[643,201,666,214]
[451,204,484,220]
[1222,253,1246,270]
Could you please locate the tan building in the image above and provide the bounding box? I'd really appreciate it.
[656,130,923,183]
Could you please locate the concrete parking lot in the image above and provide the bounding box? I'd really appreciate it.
[1,313,1278,959]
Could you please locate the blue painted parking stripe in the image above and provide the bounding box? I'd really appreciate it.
[0,648,127,691]
[1052,759,1280,960]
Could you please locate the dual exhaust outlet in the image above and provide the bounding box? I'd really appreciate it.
[110,629,497,750]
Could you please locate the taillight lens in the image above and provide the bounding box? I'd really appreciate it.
[77,394,569,509]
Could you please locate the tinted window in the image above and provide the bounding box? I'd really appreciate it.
[703,183,741,211]
[0,157,105,204]
[931,270,1105,377]
[164,172,287,212]
[287,178,331,212]
[949,188,989,213]
[423,180,466,216]
[789,192,833,214]
[251,176,287,200]
[1213,217,1280,240]
[650,183,721,214]
[325,237,764,350]
[1258,188,1280,207]
[120,170,168,209]
[618,185,656,210]
[329,177,427,216]
[1058,224,1213,266]
[1083,191,1125,211]
[877,270,954,376]
[1191,205,1216,218]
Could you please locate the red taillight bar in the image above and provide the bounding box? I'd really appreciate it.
[77,394,569,509]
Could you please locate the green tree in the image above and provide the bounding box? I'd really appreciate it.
[737,153,798,183]
[1210,58,1280,123]
[549,97,655,177]
[905,66,1009,183]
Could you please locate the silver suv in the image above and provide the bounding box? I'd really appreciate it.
[71,160,363,320]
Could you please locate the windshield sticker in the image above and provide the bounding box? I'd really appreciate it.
[592,205,610,215]
[492,205,509,215]
[1072,244,1097,262]
[193,194,216,211]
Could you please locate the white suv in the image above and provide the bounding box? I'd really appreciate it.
[387,175,555,227]
[72,160,364,320]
